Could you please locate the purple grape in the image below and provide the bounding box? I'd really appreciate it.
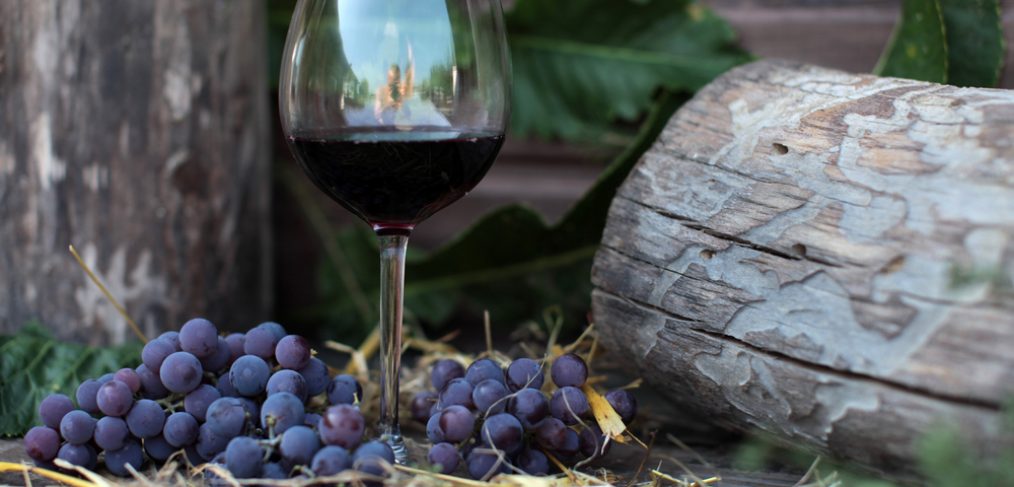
[261,462,287,479]
[126,399,165,439]
[506,358,545,391]
[466,449,506,480]
[136,364,169,400]
[237,397,260,419]
[465,358,504,386]
[428,442,459,474]
[23,426,60,462]
[98,373,115,384]
[60,410,96,445]
[472,379,509,415]
[280,425,320,465]
[605,389,638,424]
[243,326,279,360]
[304,412,322,428]
[326,374,362,405]
[141,338,175,371]
[410,391,438,423]
[164,412,199,447]
[75,379,102,414]
[256,321,287,339]
[205,397,247,437]
[196,422,229,461]
[557,428,580,457]
[319,404,364,449]
[38,394,74,430]
[298,357,330,396]
[200,336,231,372]
[114,368,141,393]
[550,386,590,425]
[275,334,312,369]
[57,443,97,469]
[551,353,588,388]
[311,445,351,476]
[580,424,610,458]
[96,379,134,417]
[426,412,445,443]
[352,440,395,477]
[224,333,245,363]
[438,378,474,409]
[260,392,305,434]
[94,416,130,451]
[159,351,204,394]
[179,317,218,358]
[430,359,465,391]
[158,331,181,350]
[509,388,549,429]
[437,405,475,443]
[480,413,524,455]
[225,436,263,478]
[144,434,176,462]
[517,447,550,475]
[534,417,568,450]
[267,369,308,402]
[229,354,271,396]
[106,440,143,477]
[216,375,239,397]
[184,384,221,422]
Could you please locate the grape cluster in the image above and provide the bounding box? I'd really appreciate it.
[410,353,638,479]
[23,319,393,481]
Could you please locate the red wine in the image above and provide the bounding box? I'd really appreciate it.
[287,129,504,234]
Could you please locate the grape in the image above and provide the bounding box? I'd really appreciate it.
[517,447,550,475]
[298,357,330,396]
[260,392,305,434]
[533,417,568,450]
[465,358,504,386]
[136,364,169,400]
[94,416,130,451]
[126,398,165,439]
[141,338,175,371]
[549,386,590,425]
[196,422,229,461]
[261,462,288,479]
[96,379,134,417]
[179,317,219,358]
[579,425,610,458]
[158,331,181,350]
[216,375,238,397]
[98,373,115,383]
[38,393,74,430]
[75,379,102,414]
[557,428,580,457]
[183,384,221,422]
[410,391,437,424]
[433,405,475,443]
[238,397,260,419]
[184,445,203,465]
[430,359,465,391]
[352,440,395,477]
[57,443,97,469]
[229,355,271,396]
[200,336,231,373]
[256,321,288,340]
[508,388,549,428]
[275,334,312,369]
[319,404,364,449]
[24,426,60,462]
[113,368,141,393]
[225,333,245,363]
[243,326,279,360]
[427,442,459,474]
[466,449,506,480]
[267,369,308,402]
[205,397,247,437]
[164,412,199,448]
[506,358,545,391]
[472,379,509,415]
[159,351,204,394]
[438,378,474,409]
[280,425,320,466]
[326,374,362,405]
[480,413,524,455]
[304,413,322,428]
[311,445,351,476]
[225,436,263,478]
[59,410,96,445]
[605,389,638,424]
[426,413,445,443]
[144,434,176,463]
[551,353,588,388]
[102,439,142,477]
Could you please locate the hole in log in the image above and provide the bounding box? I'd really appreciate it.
[699,249,714,260]
[791,243,807,257]
[773,143,789,155]
[880,255,906,274]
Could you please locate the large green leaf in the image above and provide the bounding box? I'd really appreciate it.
[875,0,948,83]
[312,93,686,338]
[507,0,750,140]
[939,0,1005,87]
[0,325,141,437]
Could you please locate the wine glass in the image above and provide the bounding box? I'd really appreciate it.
[279,0,510,461]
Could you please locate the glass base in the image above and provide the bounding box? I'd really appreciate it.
[380,431,409,464]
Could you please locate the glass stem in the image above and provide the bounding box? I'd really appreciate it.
[377,233,409,463]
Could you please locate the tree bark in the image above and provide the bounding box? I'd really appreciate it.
[0,1,272,344]
[592,59,1014,476]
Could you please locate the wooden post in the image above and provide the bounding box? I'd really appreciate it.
[0,1,272,344]
[592,59,1014,477]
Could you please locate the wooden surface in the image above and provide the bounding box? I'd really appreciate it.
[592,59,1014,477]
[0,1,272,343]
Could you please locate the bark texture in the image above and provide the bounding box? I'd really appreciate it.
[592,60,1014,476]
[0,1,272,344]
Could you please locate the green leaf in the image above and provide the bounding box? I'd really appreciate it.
[0,325,141,437]
[939,0,1005,87]
[874,0,948,83]
[506,0,750,140]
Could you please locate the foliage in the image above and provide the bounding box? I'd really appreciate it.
[0,325,141,437]
[874,0,948,83]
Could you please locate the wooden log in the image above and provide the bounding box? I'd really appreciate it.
[0,1,272,344]
[592,59,1014,476]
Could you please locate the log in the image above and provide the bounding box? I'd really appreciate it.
[592,59,1014,477]
[0,1,272,344]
